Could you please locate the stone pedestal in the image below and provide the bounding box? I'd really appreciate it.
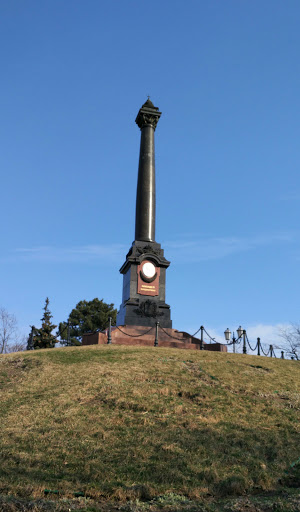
[82,326,227,353]
[116,240,172,328]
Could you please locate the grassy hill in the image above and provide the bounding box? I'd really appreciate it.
[0,345,299,511]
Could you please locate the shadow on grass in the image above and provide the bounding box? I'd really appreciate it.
[0,421,298,499]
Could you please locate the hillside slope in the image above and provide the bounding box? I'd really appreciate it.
[0,345,299,504]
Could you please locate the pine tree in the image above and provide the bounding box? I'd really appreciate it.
[58,298,117,345]
[33,298,57,349]
[26,326,34,350]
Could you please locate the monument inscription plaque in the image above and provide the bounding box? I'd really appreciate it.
[137,260,160,296]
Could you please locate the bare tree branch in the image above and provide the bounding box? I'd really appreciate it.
[6,336,26,353]
[279,325,300,360]
[0,307,18,354]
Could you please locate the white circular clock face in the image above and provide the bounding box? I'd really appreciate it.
[142,261,156,278]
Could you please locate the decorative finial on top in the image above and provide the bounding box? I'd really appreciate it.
[135,98,161,130]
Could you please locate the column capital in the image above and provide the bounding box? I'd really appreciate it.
[135,98,161,130]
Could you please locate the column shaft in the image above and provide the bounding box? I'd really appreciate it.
[135,125,156,242]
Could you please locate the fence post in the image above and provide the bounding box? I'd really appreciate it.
[270,344,273,357]
[67,321,70,346]
[257,337,260,356]
[281,351,284,359]
[30,325,34,350]
[107,316,112,344]
[243,330,247,354]
[200,326,204,350]
[154,321,159,347]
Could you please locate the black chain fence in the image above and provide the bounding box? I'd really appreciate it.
[27,318,296,360]
[115,325,154,337]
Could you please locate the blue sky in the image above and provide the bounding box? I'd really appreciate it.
[1,1,299,353]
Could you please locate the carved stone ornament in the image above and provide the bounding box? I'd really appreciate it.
[135,100,161,131]
[134,300,164,318]
[137,244,160,256]
[138,113,160,129]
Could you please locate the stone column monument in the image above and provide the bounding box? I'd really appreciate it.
[116,99,172,328]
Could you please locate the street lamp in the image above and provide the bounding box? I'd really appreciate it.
[224,328,232,341]
[224,326,245,353]
[237,325,243,339]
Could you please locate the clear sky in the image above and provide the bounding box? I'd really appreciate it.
[1,1,299,353]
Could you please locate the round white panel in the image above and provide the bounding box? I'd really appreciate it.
[142,261,156,278]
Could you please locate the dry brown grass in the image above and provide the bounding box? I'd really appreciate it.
[0,345,299,503]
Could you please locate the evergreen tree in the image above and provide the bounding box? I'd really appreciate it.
[26,326,34,350]
[32,298,57,349]
[58,298,117,345]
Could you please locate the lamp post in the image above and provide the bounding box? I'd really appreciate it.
[242,329,247,354]
[224,326,244,353]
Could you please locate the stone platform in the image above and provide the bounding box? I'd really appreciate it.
[82,325,227,352]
